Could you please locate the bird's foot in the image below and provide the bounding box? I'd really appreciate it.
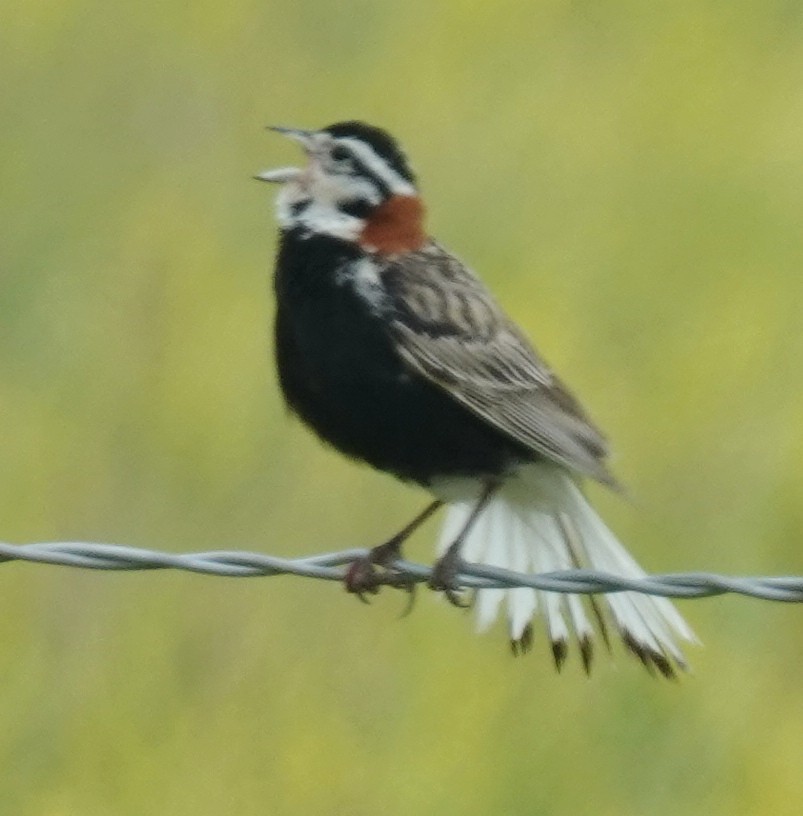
[344,537,417,608]
[428,547,471,608]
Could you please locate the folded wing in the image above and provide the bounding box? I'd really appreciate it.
[381,243,616,486]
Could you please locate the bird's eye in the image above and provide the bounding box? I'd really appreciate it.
[330,145,351,162]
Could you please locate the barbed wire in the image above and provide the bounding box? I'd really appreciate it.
[0,541,801,602]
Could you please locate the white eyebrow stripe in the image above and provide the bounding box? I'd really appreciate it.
[335,136,416,196]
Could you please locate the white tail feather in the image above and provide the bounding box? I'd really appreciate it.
[436,464,697,676]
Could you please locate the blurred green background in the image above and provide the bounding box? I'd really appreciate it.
[1,1,802,814]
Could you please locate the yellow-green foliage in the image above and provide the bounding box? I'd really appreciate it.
[1,2,801,814]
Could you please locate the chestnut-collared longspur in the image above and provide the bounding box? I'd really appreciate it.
[257,121,695,676]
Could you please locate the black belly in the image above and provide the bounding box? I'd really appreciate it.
[273,232,529,485]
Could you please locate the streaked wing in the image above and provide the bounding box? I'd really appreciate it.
[381,242,616,485]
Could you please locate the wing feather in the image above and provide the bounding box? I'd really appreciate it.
[381,243,616,485]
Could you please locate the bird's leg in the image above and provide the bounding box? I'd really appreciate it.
[429,481,499,607]
[345,500,443,602]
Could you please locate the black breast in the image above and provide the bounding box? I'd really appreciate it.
[272,229,527,484]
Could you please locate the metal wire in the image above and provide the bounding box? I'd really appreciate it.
[0,541,801,601]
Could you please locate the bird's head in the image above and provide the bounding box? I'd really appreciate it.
[257,121,426,254]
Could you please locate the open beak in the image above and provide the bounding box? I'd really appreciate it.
[254,125,315,183]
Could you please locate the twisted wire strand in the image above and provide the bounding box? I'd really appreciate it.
[0,541,801,601]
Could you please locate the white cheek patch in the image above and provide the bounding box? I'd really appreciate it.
[299,200,364,242]
[313,168,382,208]
[275,167,386,243]
[275,180,361,241]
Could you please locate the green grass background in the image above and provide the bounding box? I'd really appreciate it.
[1,1,802,814]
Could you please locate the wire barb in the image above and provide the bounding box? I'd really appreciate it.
[0,541,801,602]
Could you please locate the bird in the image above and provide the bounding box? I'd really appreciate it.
[256,120,696,677]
